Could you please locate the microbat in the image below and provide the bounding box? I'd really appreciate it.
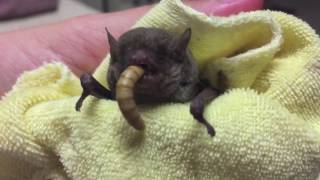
[76,27,226,137]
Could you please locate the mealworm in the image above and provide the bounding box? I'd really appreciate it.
[116,65,145,130]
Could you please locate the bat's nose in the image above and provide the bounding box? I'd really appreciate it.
[131,50,148,66]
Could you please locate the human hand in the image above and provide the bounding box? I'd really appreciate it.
[0,0,263,95]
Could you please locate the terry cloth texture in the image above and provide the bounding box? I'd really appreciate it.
[1,0,320,179]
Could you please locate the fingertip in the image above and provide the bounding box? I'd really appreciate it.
[194,0,264,16]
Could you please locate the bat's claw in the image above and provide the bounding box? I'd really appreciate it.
[75,73,114,112]
[190,103,216,137]
[205,123,216,137]
[75,99,82,112]
[75,90,89,112]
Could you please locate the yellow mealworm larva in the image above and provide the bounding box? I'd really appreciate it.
[116,65,145,130]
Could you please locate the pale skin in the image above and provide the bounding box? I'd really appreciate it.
[0,0,263,96]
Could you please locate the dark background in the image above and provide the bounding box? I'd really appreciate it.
[263,0,319,33]
[0,0,319,33]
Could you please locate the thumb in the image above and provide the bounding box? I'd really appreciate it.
[188,0,263,16]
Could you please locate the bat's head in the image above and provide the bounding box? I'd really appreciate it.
[107,27,200,102]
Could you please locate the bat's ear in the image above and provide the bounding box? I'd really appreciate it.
[174,28,192,58]
[105,28,118,62]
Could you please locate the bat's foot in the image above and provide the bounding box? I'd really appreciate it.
[190,104,216,137]
[190,87,219,137]
[203,121,215,137]
[75,91,89,111]
[75,73,114,111]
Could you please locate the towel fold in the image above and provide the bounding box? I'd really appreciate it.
[1,0,320,179]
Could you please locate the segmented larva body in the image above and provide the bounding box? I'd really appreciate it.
[116,65,145,130]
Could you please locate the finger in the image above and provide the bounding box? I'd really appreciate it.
[0,5,151,95]
[190,0,263,16]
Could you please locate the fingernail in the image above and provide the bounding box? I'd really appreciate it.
[199,0,264,16]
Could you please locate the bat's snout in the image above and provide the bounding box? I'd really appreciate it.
[129,50,156,73]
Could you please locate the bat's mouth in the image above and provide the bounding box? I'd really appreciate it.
[128,49,158,79]
[129,57,156,77]
[138,64,155,77]
[129,60,160,94]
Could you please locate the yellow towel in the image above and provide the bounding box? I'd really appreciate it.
[1,0,320,179]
